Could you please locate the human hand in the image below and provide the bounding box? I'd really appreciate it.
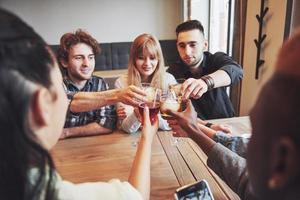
[118,85,147,106]
[167,119,189,137]
[196,118,232,134]
[181,78,208,100]
[166,99,201,136]
[141,106,158,141]
[116,106,127,120]
[210,124,232,134]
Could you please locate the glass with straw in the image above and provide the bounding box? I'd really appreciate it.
[138,83,160,125]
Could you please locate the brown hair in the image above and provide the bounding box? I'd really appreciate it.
[176,20,204,37]
[127,33,166,89]
[57,29,100,64]
[276,28,300,78]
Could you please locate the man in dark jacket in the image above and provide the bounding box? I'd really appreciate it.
[168,29,300,200]
[168,20,243,120]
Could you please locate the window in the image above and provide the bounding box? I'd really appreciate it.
[186,0,234,55]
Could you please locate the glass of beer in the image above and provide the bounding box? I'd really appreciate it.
[160,88,184,146]
[169,78,186,98]
[140,82,158,102]
[160,89,181,120]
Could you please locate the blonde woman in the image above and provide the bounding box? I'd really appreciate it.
[115,33,177,134]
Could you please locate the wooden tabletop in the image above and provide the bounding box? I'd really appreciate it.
[51,116,251,200]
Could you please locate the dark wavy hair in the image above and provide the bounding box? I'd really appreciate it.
[57,29,100,64]
[0,9,57,200]
[175,20,205,36]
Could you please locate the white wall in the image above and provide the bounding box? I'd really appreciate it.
[240,0,287,115]
[0,0,182,44]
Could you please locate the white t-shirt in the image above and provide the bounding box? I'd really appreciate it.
[56,177,142,200]
[29,168,143,200]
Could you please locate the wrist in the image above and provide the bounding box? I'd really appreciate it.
[200,75,215,90]
[140,134,154,146]
[109,89,121,104]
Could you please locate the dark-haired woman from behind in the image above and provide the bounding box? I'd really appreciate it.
[0,9,156,200]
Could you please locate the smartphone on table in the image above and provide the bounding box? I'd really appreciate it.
[174,179,214,200]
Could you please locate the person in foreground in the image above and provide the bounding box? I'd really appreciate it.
[168,30,300,200]
[57,30,116,139]
[168,20,243,119]
[115,33,177,133]
[0,9,157,200]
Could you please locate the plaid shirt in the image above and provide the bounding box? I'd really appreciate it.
[63,76,116,130]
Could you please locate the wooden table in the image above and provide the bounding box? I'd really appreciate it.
[51,116,251,200]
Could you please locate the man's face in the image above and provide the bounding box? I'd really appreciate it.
[176,29,207,68]
[63,43,95,83]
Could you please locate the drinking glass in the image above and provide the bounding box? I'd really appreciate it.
[160,90,181,120]
[140,82,159,103]
[160,89,182,146]
[169,78,186,98]
[138,101,160,125]
[138,82,160,125]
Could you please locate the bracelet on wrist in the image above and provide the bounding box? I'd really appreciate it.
[200,75,215,90]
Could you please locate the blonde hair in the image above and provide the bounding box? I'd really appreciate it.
[127,33,166,89]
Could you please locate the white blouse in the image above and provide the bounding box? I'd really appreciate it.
[114,72,177,134]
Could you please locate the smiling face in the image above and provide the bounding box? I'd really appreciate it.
[62,43,95,87]
[177,29,207,68]
[135,50,158,82]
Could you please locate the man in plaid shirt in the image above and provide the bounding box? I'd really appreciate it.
[57,29,116,139]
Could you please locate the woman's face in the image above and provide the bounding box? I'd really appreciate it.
[135,52,158,82]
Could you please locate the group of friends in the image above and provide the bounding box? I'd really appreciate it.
[1,7,300,200]
[59,19,243,138]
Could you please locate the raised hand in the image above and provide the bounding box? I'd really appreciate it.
[116,106,127,120]
[167,119,189,138]
[167,99,201,136]
[141,106,158,140]
[181,78,208,100]
[118,85,147,106]
[196,118,232,134]
[210,123,232,134]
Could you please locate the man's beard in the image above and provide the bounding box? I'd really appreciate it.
[183,56,202,69]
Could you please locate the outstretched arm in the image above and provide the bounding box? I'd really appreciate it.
[69,86,147,113]
[167,101,254,199]
[167,100,216,155]
[60,122,112,139]
[128,106,158,200]
[181,70,231,100]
